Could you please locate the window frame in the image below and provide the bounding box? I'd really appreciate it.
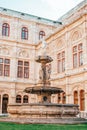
[21,27,28,40]
[2,23,10,36]
[0,58,10,77]
[57,51,65,73]
[17,60,29,79]
[23,95,28,103]
[73,43,83,68]
[39,31,45,40]
[16,95,21,103]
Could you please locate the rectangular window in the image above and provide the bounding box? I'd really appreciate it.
[17,60,29,78]
[78,43,83,66]
[57,51,65,73]
[17,61,23,78]
[73,54,77,68]
[0,58,10,77]
[0,64,3,76]
[24,61,29,78]
[73,43,83,68]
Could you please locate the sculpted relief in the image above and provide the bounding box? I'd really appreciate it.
[56,38,65,50]
[17,49,29,58]
[70,29,82,43]
[0,46,10,55]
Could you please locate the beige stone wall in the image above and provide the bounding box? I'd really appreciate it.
[43,7,87,111]
[0,2,87,114]
[0,9,57,114]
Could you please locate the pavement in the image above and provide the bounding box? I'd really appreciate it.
[0,117,87,124]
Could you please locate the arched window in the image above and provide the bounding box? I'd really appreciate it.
[16,95,21,103]
[39,31,45,40]
[23,95,28,103]
[80,90,85,111]
[57,51,65,73]
[2,23,10,36]
[21,27,28,40]
[74,91,78,105]
[62,92,66,104]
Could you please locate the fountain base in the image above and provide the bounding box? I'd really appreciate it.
[8,103,79,118]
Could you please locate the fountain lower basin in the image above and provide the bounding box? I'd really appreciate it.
[8,103,79,118]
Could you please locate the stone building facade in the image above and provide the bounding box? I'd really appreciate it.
[0,0,87,117]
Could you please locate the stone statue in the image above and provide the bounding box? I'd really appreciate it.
[41,39,47,55]
[39,64,50,83]
[39,64,46,82]
[46,66,50,80]
[42,39,46,49]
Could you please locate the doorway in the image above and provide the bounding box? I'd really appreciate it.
[2,94,9,113]
[80,90,85,111]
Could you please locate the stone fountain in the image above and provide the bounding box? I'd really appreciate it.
[8,40,79,119]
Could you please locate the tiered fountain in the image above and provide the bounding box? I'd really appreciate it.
[8,40,79,119]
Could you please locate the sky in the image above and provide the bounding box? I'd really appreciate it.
[0,0,84,20]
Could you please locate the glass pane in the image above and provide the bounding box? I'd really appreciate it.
[79,52,83,66]
[39,31,45,39]
[57,53,61,59]
[5,59,10,64]
[16,95,21,103]
[24,67,29,78]
[24,62,29,66]
[4,65,9,76]
[0,58,3,63]
[17,66,23,78]
[18,61,23,65]
[4,65,9,70]
[73,54,77,68]
[78,43,82,50]
[2,23,9,36]
[62,51,65,58]
[23,95,28,103]
[58,60,62,73]
[62,59,65,72]
[73,46,77,53]
[0,64,3,76]
[22,27,28,39]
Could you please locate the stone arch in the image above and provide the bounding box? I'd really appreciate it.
[72,85,85,110]
[18,49,29,58]
[16,94,22,103]
[23,95,29,103]
[70,29,82,42]
[57,38,65,49]
[72,84,84,92]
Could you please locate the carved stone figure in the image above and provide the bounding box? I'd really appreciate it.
[39,64,46,82]
[41,39,47,55]
[39,64,50,83]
